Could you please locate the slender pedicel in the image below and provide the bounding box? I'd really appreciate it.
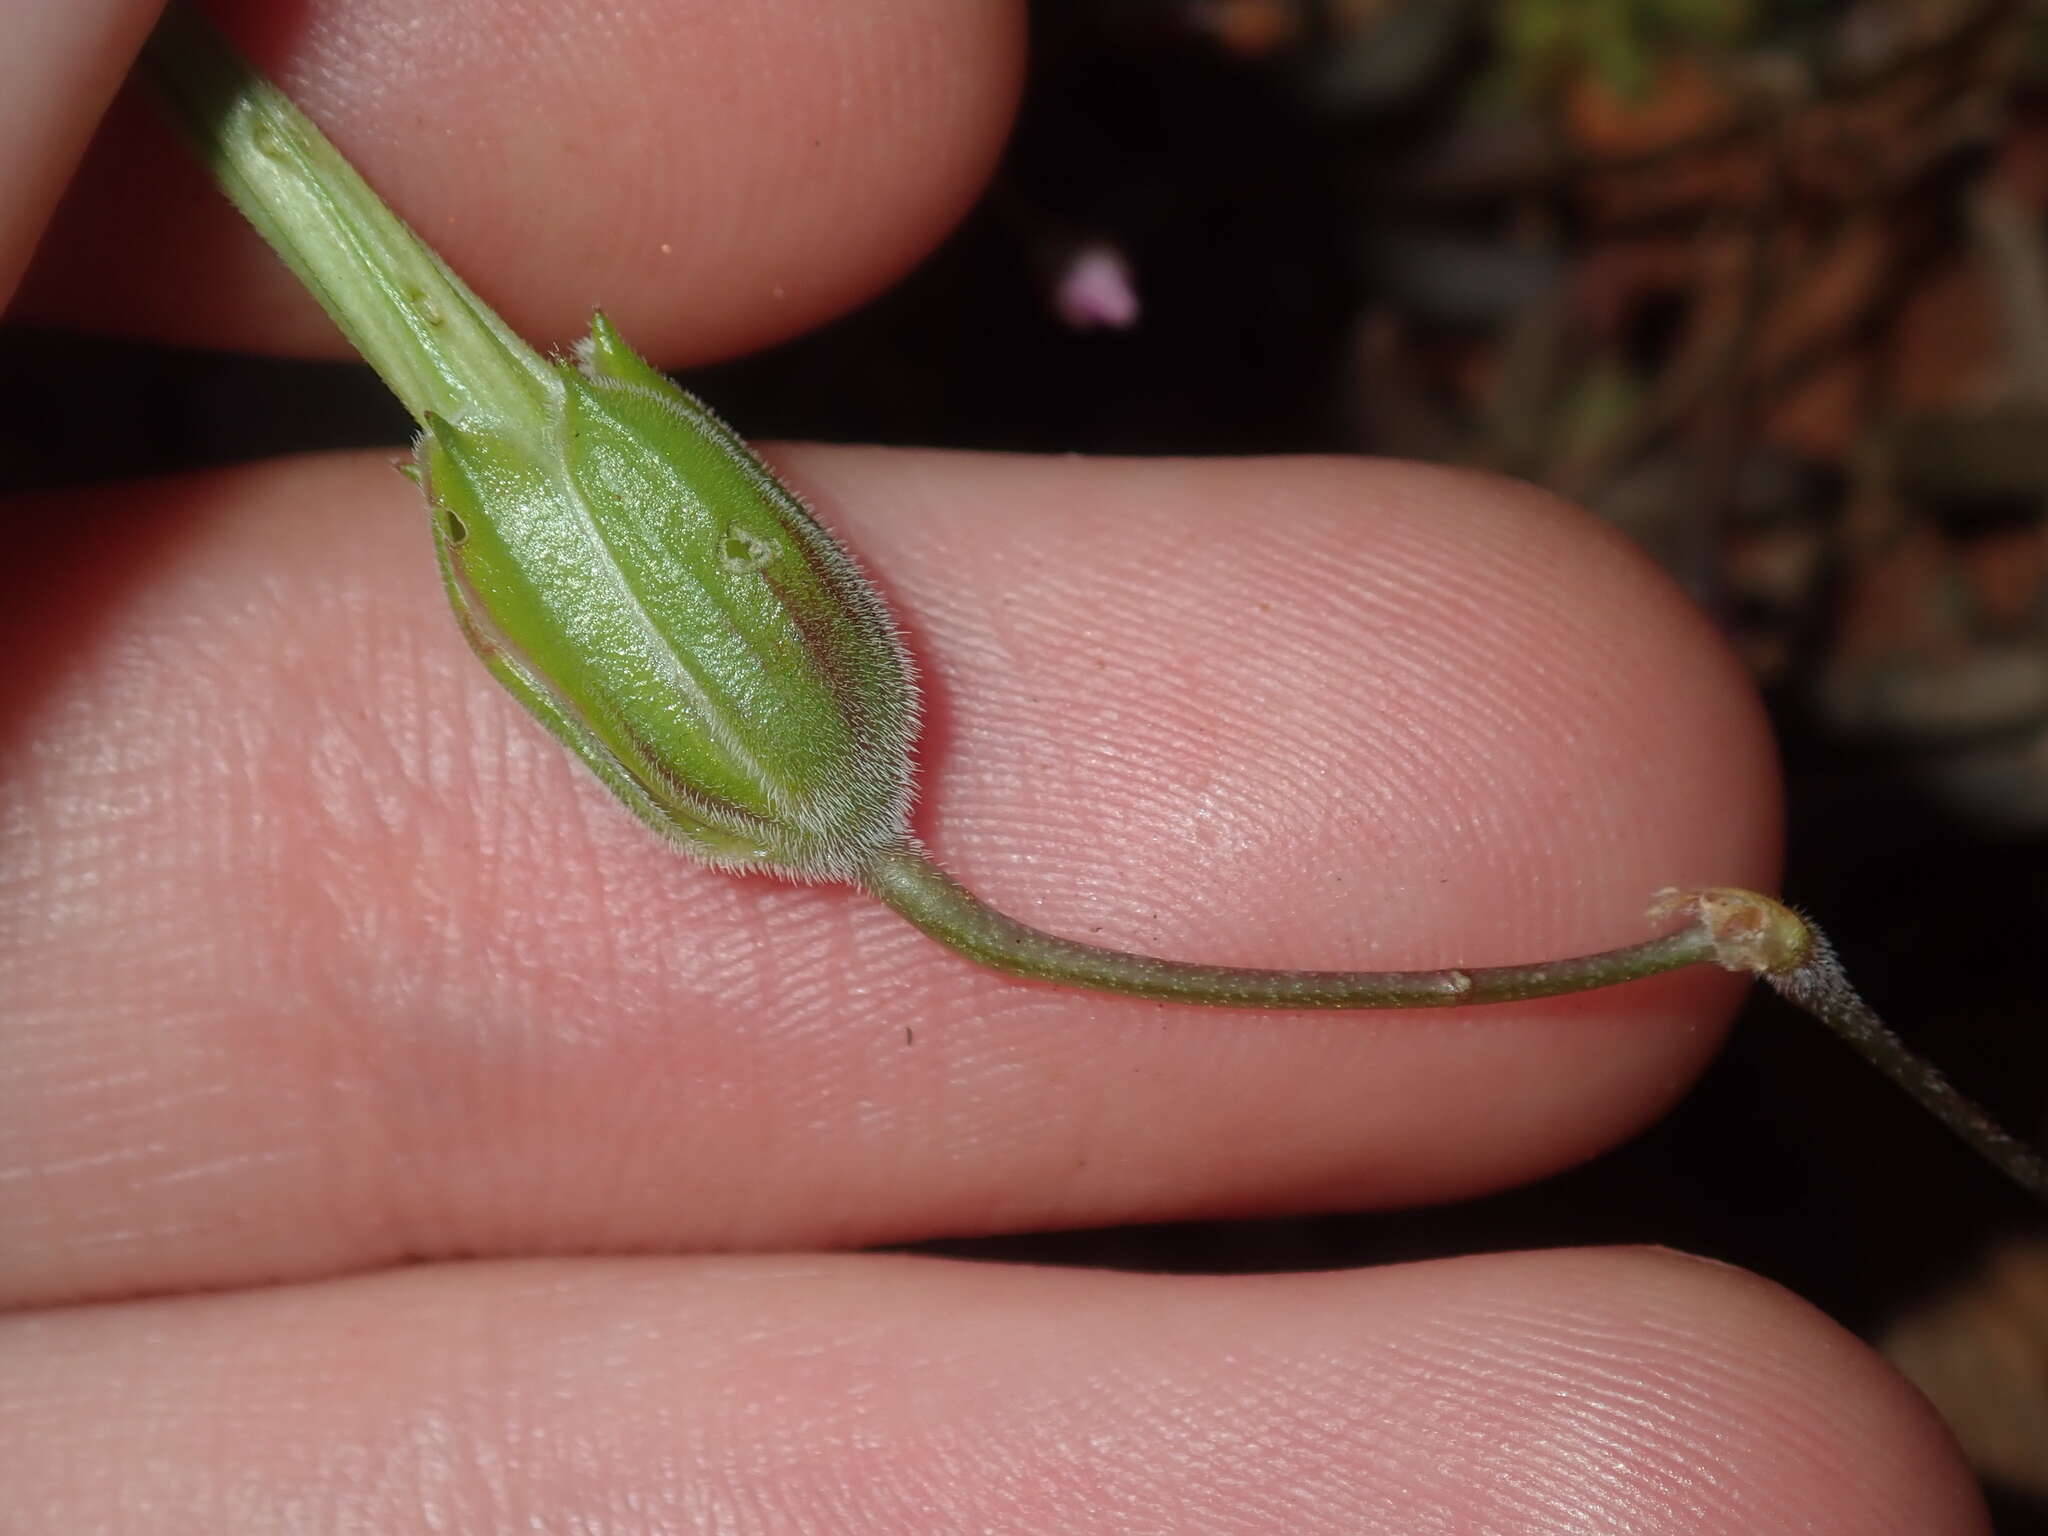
[861,844,1720,1008]
[139,4,2047,1203]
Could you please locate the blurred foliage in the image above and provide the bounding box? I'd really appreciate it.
[1495,0,1759,99]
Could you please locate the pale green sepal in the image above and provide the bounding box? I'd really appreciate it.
[575,310,678,394]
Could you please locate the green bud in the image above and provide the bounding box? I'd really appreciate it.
[424,314,918,878]
[141,9,915,881]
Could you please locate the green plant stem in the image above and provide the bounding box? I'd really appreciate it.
[141,4,551,429]
[872,854,2048,1201]
[861,843,1719,1008]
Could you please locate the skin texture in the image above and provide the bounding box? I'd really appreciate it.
[20,0,1020,362]
[0,1,1989,1531]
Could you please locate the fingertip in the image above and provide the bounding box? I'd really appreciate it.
[783,447,1783,1210]
[1542,1247,1989,1533]
[0,449,1787,1303]
[0,0,162,308]
[20,0,1028,358]
[0,1251,1988,1534]
[821,447,1781,968]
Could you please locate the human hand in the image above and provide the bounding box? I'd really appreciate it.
[0,1,1986,1529]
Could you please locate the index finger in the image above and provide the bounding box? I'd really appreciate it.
[13,0,1026,362]
[0,0,162,307]
[0,448,1778,1308]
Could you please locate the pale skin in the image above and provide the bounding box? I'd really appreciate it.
[0,1,1988,1530]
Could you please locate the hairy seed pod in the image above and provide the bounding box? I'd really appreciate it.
[140,4,916,880]
[423,314,918,879]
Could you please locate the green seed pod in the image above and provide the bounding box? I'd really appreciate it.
[424,314,917,879]
[140,5,914,881]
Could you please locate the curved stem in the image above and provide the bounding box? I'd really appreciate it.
[860,843,1719,1009]
[868,853,2048,1203]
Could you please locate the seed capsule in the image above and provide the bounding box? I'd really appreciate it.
[423,314,918,879]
